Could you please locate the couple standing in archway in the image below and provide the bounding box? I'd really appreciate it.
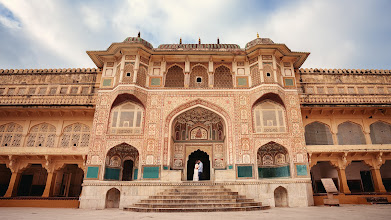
[192,160,203,181]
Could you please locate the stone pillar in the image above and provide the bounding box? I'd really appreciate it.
[4,172,21,197]
[184,73,190,88]
[331,132,338,145]
[208,73,214,88]
[133,69,138,83]
[371,168,386,193]
[364,131,372,145]
[337,168,351,194]
[42,172,56,197]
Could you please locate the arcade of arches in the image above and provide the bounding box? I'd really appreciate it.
[0,162,84,198]
[304,115,391,204]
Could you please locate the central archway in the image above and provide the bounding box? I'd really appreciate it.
[169,104,228,181]
[187,150,210,181]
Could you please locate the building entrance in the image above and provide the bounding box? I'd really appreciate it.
[187,150,210,181]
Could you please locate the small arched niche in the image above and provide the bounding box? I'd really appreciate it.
[105,188,120,208]
[274,186,288,207]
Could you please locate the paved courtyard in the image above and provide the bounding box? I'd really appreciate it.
[0,205,390,220]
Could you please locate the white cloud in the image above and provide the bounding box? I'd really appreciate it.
[0,14,20,29]
[0,0,390,69]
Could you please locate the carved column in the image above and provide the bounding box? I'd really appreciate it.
[369,153,386,193]
[371,168,386,193]
[334,155,351,194]
[337,168,351,194]
[4,156,20,197]
[42,171,56,197]
[4,172,21,197]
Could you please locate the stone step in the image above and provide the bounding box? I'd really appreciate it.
[140,198,255,204]
[133,202,262,208]
[149,195,245,200]
[124,206,270,212]
[124,185,268,212]
[158,191,239,196]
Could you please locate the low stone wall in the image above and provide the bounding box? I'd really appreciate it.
[80,178,313,209]
[313,194,391,205]
[0,197,79,208]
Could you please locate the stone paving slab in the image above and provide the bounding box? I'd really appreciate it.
[0,205,390,220]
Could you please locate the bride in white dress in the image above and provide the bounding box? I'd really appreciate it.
[193,162,199,181]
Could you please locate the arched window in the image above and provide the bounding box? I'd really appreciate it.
[190,65,208,88]
[337,122,366,145]
[250,64,260,87]
[370,121,391,144]
[305,122,334,145]
[165,65,184,87]
[0,123,23,147]
[122,63,134,83]
[26,123,56,147]
[110,102,144,135]
[60,123,90,147]
[253,101,286,133]
[214,65,233,88]
[136,66,147,87]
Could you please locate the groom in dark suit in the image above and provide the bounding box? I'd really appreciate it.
[197,160,203,181]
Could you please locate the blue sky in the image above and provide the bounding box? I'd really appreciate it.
[0,0,390,69]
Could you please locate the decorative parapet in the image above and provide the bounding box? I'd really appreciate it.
[0,68,99,107]
[299,94,391,105]
[298,68,391,106]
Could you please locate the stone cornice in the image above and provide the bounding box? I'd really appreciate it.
[0,147,89,155]
[306,144,391,153]
[0,95,96,106]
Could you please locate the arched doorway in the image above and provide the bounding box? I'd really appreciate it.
[54,164,84,197]
[17,164,47,196]
[122,160,134,181]
[310,161,339,193]
[187,150,210,181]
[346,161,374,193]
[380,160,391,192]
[274,186,288,207]
[105,188,120,208]
[105,143,139,181]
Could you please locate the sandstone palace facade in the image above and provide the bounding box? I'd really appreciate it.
[0,36,390,209]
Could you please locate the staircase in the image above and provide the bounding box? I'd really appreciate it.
[124,184,269,212]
